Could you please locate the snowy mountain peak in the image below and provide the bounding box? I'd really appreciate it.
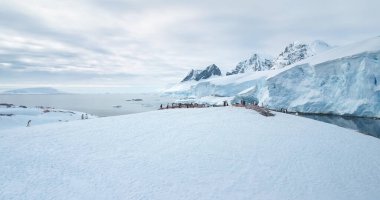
[226,53,273,75]
[181,64,222,82]
[272,40,331,69]
[181,69,201,82]
[204,64,220,73]
[226,40,332,75]
[309,40,332,54]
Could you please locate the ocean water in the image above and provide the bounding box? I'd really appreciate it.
[1,93,379,138]
[0,93,174,117]
[299,114,380,139]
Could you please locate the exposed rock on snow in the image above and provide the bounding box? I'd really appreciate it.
[272,40,332,69]
[0,107,379,199]
[181,64,222,82]
[0,104,96,130]
[165,37,380,118]
[226,54,273,75]
[225,40,331,76]
[2,87,65,94]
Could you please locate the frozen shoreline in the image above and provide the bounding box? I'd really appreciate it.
[0,103,97,130]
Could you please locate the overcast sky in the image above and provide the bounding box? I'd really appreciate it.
[0,0,379,92]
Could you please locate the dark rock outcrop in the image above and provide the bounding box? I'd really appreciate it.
[181,64,222,82]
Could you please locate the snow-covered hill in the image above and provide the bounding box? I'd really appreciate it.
[165,37,380,118]
[2,87,65,94]
[181,64,222,82]
[0,107,379,199]
[0,104,96,130]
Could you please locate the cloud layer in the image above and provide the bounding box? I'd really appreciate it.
[1,0,379,92]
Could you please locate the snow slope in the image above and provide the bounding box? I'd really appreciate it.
[0,104,96,130]
[0,107,379,199]
[165,36,380,118]
[2,87,64,94]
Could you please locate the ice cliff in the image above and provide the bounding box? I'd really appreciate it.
[165,37,380,118]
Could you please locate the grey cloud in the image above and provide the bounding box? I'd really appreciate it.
[86,0,141,13]
[0,67,139,84]
[0,5,111,55]
[1,0,380,91]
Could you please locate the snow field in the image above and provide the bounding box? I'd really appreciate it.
[1,107,379,199]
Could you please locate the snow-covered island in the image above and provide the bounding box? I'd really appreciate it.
[2,87,65,94]
[0,103,96,130]
[0,107,379,199]
[165,37,380,118]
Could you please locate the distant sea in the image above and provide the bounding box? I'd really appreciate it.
[1,93,379,139]
[0,93,174,117]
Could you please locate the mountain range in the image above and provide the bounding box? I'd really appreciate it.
[181,40,332,81]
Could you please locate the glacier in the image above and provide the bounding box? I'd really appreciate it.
[165,37,380,118]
